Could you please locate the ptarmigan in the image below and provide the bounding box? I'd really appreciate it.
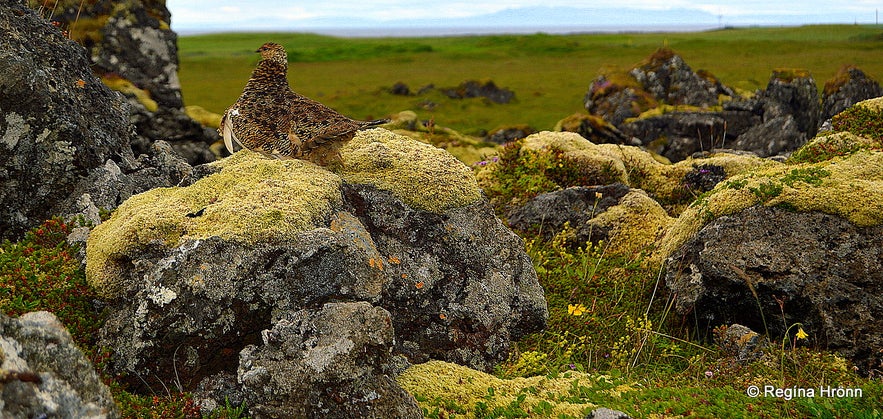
[220,42,387,166]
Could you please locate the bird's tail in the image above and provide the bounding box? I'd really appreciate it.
[360,118,390,129]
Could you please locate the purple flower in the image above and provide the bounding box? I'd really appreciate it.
[704,370,713,378]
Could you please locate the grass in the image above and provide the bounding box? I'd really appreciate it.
[178,25,883,135]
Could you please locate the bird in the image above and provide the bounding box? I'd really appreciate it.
[220,42,388,166]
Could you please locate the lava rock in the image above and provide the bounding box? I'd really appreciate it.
[507,184,632,245]
[442,80,516,104]
[0,311,119,418]
[822,66,883,120]
[0,0,191,241]
[666,205,883,375]
[86,131,547,406]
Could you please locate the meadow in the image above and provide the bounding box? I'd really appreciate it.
[178,25,883,136]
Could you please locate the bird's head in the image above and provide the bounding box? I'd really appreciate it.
[256,42,287,65]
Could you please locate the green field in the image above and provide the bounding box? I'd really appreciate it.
[178,25,883,135]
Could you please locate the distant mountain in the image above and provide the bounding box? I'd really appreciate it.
[174,6,880,36]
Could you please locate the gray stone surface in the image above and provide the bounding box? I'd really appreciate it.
[0,0,193,241]
[666,205,883,374]
[237,302,422,419]
[822,66,883,120]
[507,184,632,246]
[0,311,119,419]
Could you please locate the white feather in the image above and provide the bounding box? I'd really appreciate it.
[222,109,242,154]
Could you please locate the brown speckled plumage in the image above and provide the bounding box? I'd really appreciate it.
[220,42,387,166]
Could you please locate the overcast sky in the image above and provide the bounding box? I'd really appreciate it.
[167,1,882,35]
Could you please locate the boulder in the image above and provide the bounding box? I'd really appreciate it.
[662,142,883,373]
[389,81,412,96]
[237,302,421,418]
[822,66,883,120]
[0,311,119,418]
[666,206,883,374]
[486,125,536,144]
[85,130,547,407]
[0,0,192,241]
[35,0,219,164]
[729,115,804,158]
[584,76,656,126]
[759,68,821,139]
[628,48,732,108]
[507,184,631,245]
[619,111,728,162]
[442,80,516,104]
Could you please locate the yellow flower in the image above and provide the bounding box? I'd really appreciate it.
[568,303,587,316]
[796,327,808,340]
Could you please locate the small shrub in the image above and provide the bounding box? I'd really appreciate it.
[0,218,103,346]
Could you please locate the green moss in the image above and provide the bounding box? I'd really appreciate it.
[388,110,499,165]
[67,16,108,45]
[553,113,612,134]
[656,150,883,262]
[101,75,159,112]
[823,65,857,97]
[771,67,812,83]
[338,129,483,213]
[588,190,674,255]
[86,152,343,296]
[398,360,638,418]
[185,105,222,129]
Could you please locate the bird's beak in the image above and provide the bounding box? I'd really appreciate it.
[255,48,261,53]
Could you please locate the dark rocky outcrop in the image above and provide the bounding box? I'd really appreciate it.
[389,81,412,96]
[442,80,516,104]
[86,131,547,413]
[507,184,632,245]
[582,49,839,161]
[28,0,218,164]
[1,0,192,241]
[619,112,728,162]
[0,311,119,418]
[486,125,536,144]
[628,48,733,108]
[666,206,883,374]
[822,66,883,120]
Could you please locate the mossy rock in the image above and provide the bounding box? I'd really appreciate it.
[87,129,482,295]
[386,111,499,165]
[771,67,813,83]
[100,75,158,112]
[515,132,773,207]
[339,128,482,213]
[185,105,222,129]
[657,150,883,262]
[398,360,636,418]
